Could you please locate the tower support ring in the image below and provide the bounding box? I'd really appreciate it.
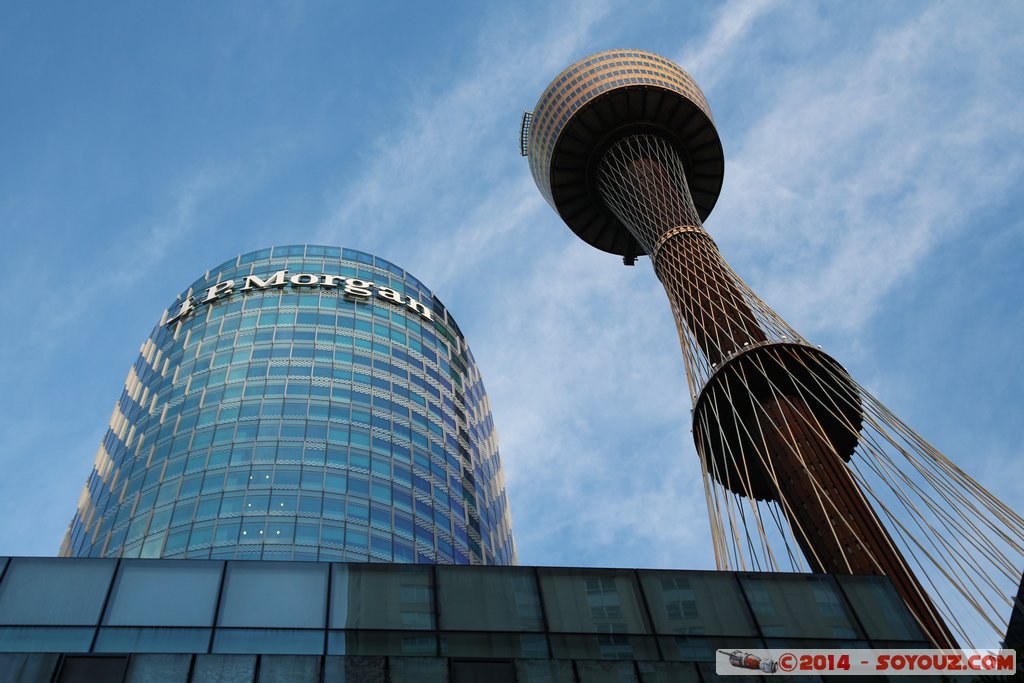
[692,342,863,501]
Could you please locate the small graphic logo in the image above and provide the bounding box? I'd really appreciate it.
[720,650,779,674]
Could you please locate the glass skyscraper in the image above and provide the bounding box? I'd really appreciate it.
[60,245,516,565]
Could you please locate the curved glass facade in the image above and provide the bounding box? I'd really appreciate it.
[61,246,516,565]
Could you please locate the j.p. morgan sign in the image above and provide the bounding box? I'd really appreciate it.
[165,270,434,326]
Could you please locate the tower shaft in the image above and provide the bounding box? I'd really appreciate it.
[598,134,956,648]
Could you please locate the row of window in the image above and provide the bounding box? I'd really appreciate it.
[116,488,469,536]
[162,398,448,429]
[98,449,478,531]
[0,653,734,683]
[171,362,452,403]
[527,51,711,213]
[113,432,474,502]
[118,518,465,564]
[0,559,928,642]
[134,442,465,492]
[155,406,447,447]
[118,480,467,524]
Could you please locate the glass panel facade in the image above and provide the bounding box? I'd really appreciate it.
[213,629,324,655]
[574,660,638,682]
[539,569,650,634]
[0,653,59,683]
[124,654,192,683]
[658,635,763,662]
[0,558,116,625]
[218,562,327,628]
[0,557,933,682]
[322,655,386,683]
[437,566,543,632]
[548,634,659,661]
[637,571,756,636]
[388,656,447,683]
[332,564,434,630]
[636,661,701,683]
[0,627,95,653]
[451,659,516,683]
[61,246,516,567]
[257,655,321,683]
[441,632,548,659]
[514,660,575,683]
[739,575,860,639]
[55,656,128,683]
[192,654,257,683]
[330,630,439,657]
[94,627,211,653]
[104,559,222,626]
[836,575,926,641]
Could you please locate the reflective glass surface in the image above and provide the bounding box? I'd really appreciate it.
[124,654,191,683]
[257,655,321,683]
[836,575,926,641]
[0,653,59,683]
[514,660,575,683]
[539,569,650,634]
[0,557,930,678]
[0,627,95,653]
[437,566,543,632]
[55,656,128,683]
[218,562,327,628]
[637,571,756,636]
[94,627,211,653]
[322,656,385,683]
[739,575,860,639]
[574,660,638,682]
[191,654,256,683]
[0,558,116,625]
[104,560,222,626]
[636,661,701,682]
[62,246,516,566]
[388,656,447,683]
[332,564,434,630]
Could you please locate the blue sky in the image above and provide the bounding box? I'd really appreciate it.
[0,0,1021,582]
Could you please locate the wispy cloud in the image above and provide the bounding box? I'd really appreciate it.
[678,0,783,88]
[0,162,243,362]
[703,2,1024,343]
[313,0,614,277]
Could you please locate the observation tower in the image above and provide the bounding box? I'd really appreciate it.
[521,49,1023,649]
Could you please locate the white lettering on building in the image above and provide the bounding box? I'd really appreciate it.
[165,271,435,326]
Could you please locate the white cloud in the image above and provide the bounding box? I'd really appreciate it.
[678,0,783,87]
[0,162,245,362]
[313,0,615,267]
[705,2,1024,341]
